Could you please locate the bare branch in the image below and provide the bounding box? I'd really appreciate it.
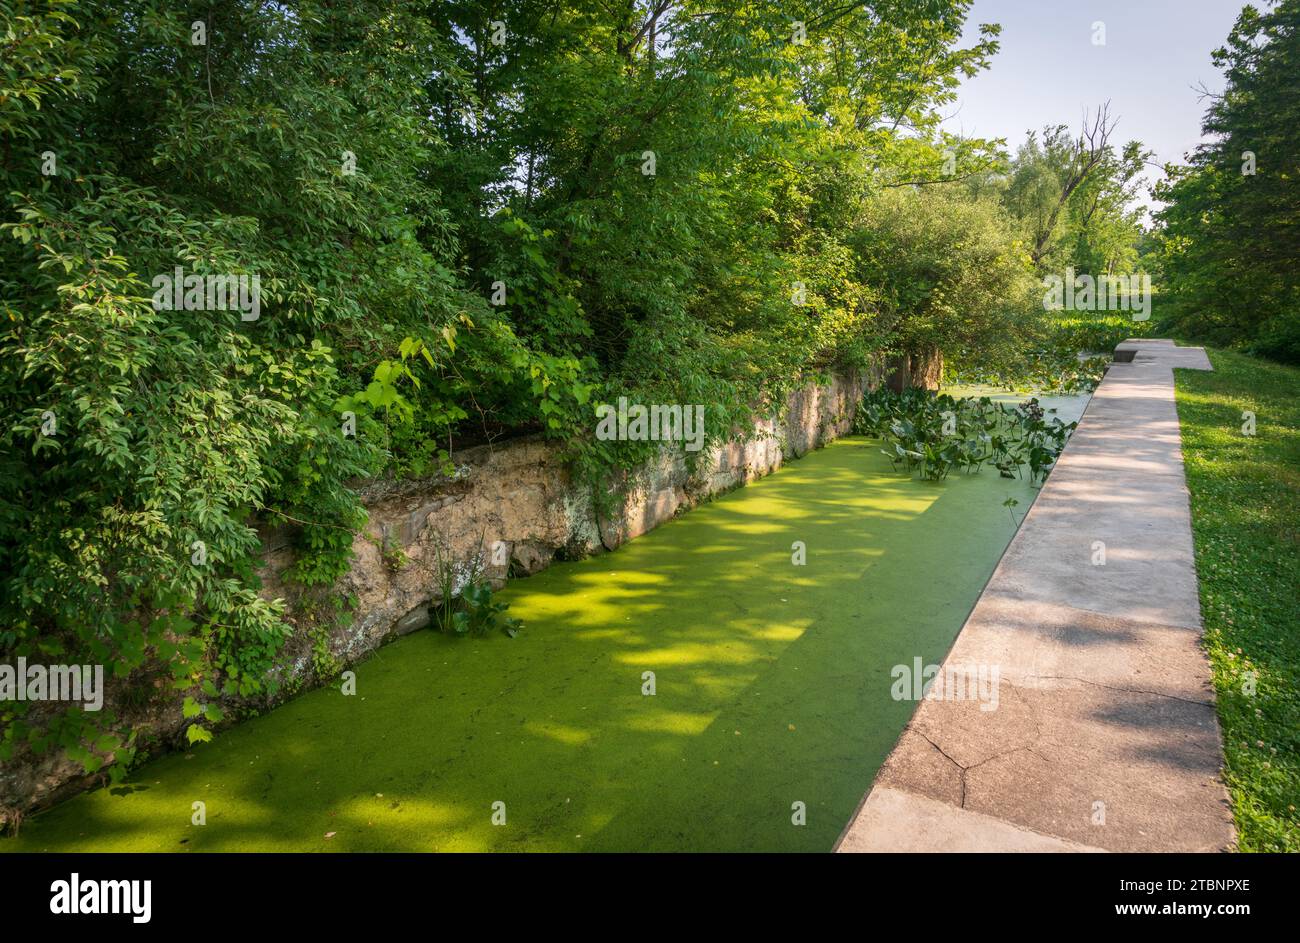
[1031,102,1117,263]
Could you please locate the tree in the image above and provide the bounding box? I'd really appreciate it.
[1153,0,1300,361]
[847,187,1035,387]
[1002,105,1122,268]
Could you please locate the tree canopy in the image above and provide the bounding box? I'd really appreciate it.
[1154,0,1300,362]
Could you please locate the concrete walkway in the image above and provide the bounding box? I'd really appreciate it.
[837,340,1236,853]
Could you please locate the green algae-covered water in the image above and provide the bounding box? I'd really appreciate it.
[2,434,1047,853]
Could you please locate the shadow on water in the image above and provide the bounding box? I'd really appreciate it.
[3,436,1042,853]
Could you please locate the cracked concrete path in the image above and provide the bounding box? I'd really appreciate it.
[837,339,1236,853]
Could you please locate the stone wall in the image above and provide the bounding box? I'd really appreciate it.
[2,368,872,822]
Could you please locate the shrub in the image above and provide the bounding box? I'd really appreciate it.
[854,387,1075,485]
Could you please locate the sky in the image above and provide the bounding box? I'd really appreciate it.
[939,0,1253,215]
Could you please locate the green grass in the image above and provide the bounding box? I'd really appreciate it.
[1,435,1043,853]
[1174,348,1300,852]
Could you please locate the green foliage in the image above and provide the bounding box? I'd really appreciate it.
[1175,348,1300,851]
[425,0,1006,433]
[946,307,1143,395]
[1153,1,1300,362]
[446,581,521,639]
[429,535,474,636]
[854,387,1075,485]
[0,0,467,766]
[1000,122,1150,273]
[1050,309,1155,355]
[847,186,1037,369]
[425,532,519,638]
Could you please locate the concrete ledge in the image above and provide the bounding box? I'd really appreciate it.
[838,787,1105,853]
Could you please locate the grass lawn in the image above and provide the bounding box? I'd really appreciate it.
[1175,348,1300,852]
[1,435,1044,853]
